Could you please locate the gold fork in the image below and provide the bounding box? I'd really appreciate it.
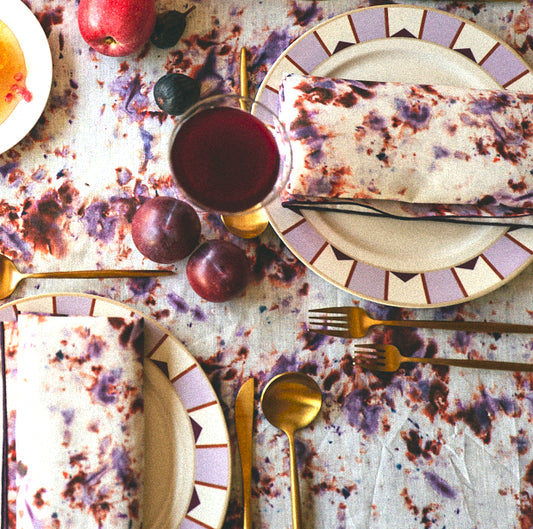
[308,306,533,339]
[353,344,533,373]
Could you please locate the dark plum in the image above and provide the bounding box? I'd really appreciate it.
[186,240,250,302]
[153,73,201,115]
[150,7,195,49]
[132,196,201,264]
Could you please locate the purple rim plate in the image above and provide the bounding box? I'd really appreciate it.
[0,293,231,529]
[257,5,533,308]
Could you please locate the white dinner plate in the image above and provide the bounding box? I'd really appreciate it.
[0,0,53,154]
[0,293,231,529]
[144,360,196,528]
[257,5,533,308]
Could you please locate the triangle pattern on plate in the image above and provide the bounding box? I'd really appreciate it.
[456,257,479,271]
[333,41,355,54]
[391,272,418,283]
[190,416,203,442]
[454,48,477,62]
[391,29,416,38]
[152,359,170,378]
[187,487,201,512]
[331,245,353,261]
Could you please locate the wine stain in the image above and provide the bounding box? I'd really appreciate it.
[35,6,64,38]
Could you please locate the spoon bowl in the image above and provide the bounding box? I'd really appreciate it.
[0,254,174,299]
[0,255,21,299]
[260,372,322,529]
[221,208,270,239]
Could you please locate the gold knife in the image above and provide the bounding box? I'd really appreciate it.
[235,378,255,529]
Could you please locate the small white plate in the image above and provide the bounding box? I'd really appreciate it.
[0,0,53,154]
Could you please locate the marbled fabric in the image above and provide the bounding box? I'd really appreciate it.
[1,2,533,529]
[5,314,144,529]
[279,73,533,224]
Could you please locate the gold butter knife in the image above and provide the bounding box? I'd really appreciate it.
[235,378,255,529]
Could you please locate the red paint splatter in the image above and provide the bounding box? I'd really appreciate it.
[424,379,449,421]
[508,178,528,193]
[33,488,46,508]
[323,370,340,391]
[401,429,442,463]
[36,6,64,38]
[21,190,70,257]
[401,487,420,516]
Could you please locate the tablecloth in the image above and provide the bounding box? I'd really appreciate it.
[1,1,533,528]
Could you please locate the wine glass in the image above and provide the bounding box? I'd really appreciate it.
[168,93,292,220]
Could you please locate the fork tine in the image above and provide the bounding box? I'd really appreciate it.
[356,360,387,372]
[352,353,378,365]
[353,351,382,362]
[353,352,387,368]
[353,354,381,366]
[352,349,378,358]
[308,313,350,331]
[307,328,352,338]
[308,308,352,337]
[309,306,352,314]
[353,343,386,351]
[308,315,349,326]
[308,313,349,321]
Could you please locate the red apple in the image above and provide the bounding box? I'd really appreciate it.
[78,0,156,57]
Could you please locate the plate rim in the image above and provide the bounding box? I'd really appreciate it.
[0,292,231,529]
[258,4,533,308]
[0,0,53,155]
[143,358,196,528]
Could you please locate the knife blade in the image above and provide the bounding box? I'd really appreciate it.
[235,378,255,529]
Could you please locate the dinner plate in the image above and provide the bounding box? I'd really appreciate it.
[144,360,196,528]
[257,5,533,308]
[0,293,230,529]
[0,0,53,154]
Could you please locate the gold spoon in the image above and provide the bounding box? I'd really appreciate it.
[221,47,270,239]
[0,254,174,299]
[260,372,322,529]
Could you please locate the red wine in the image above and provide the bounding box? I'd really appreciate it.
[170,106,280,213]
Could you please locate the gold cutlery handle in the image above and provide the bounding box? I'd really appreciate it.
[383,319,533,335]
[406,356,533,372]
[243,478,252,529]
[235,378,254,529]
[288,431,302,529]
[26,270,174,279]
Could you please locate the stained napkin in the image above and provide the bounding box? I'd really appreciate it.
[278,73,533,226]
[3,314,144,529]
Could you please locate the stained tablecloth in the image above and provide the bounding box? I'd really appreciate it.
[1,1,533,528]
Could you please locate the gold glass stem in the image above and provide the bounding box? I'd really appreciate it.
[240,47,248,105]
[221,47,270,238]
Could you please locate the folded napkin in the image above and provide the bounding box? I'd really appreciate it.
[4,314,144,529]
[279,73,533,226]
